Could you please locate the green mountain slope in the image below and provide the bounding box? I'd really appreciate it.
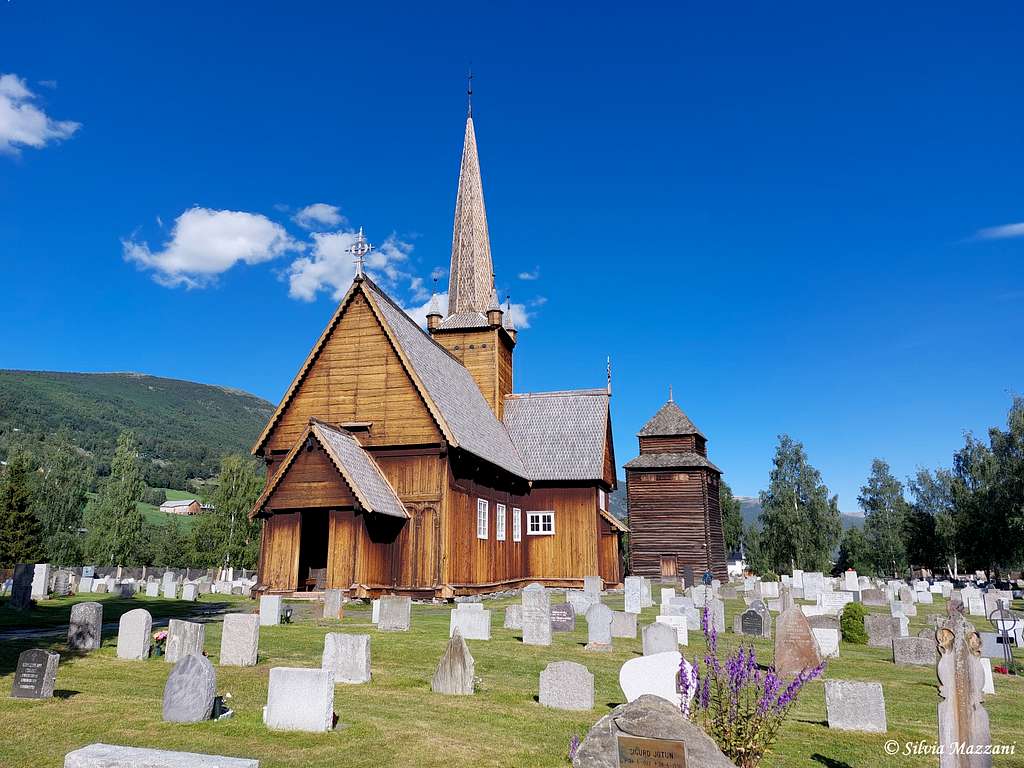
[0,370,274,486]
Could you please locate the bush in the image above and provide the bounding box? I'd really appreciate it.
[761,570,779,582]
[840,602,868,644]
[141,486,167,506]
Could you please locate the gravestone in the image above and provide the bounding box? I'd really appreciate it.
[893,636,937,666]
[504,604,523,630]
[68,602,103,651]
[145,581,160,598]
[967,596,986,616]
[322,633,370,684]
[92,580,108,594]
[52,570,72,597]
[371,599,380,624]
[918,590,934,605]
[865,615,902,648]
[812,627,840,658]
[522,583,552,646]
[655,615,688,646]
[707,598,726,634]
[898,585,915,604]
[259,595,282,626]
[825,680,887,732]
[640,578,654,608]
[264,667,335,732]
[323,589,344,620]
[539,661,593,711]
[162,653,216,723]
[659,587,676,605]
[567,589,599,617]
[624,576,643,614]
[683,565,695,589]
[64,744,258,768]
[583,575,603,595]
[585,603,614,651]
[378,595,412,632]
[691,585,713,608]
[11,649,59,699]
[719,584,738,600]
[165,619,205,664]
[431,629,475,695]
[181,584,197,602]
[979,658,995,695]
[571,695,735,768]
[114,582,134,599]
[759,581,780,599]
[807,614,840,631]
[619,651,694,710]
[735,608,769,638]
[550,602,576,633]
[116,608,153,660]
[611,611,637,639]
[642,622,678,656]
[774,607,822,678]
[219,614,259,667]
[936,611,992,766]
[162,580,177,599]
[449,605,492,640]
[9,564,33,610]
[802,572,825,601]
[31,563,51,600]
[76,577,94,595]
[861,588,887,607]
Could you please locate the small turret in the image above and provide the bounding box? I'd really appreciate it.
[502,295,517,342]
[426,292,444,331]
[486,288,503,326]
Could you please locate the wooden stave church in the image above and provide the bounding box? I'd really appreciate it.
[249,109,626,598]
[624,398,728,582]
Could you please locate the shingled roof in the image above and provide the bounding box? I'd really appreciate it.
[637,400,705,439]
[251,420,409,519]
[623,451,721,473]
[503,389,612,482]
[363,279,528,480]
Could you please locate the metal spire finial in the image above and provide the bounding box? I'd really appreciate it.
[669,384,674,402]
[467,66,474,117]
[607,356,612,396]
[347,226,373,277]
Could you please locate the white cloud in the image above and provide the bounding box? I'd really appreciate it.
[507,303,531,329]
[293,203,346,230]
[976,222,1024,240]
[404,292,447,327]
[124,207,301,288]
[287,230,414,301]
[0,73,80,154]
[518,267,540,280]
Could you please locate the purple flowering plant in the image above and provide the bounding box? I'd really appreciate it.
[677,606,825,768]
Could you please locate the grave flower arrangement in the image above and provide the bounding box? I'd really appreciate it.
[678,606,825,768]
[152,630,168,657]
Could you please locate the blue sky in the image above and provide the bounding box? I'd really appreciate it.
[2,2,1022,510]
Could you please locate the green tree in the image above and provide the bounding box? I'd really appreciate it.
[758,435,841,572]
[33,429,92,564]
[834,526,872,575]
[907,467,958,577]
[859,459,910,577]
[83,431,146,565]
[147,523,190,567]
[742,522,771,575]
[0,450,43,566]
[190,455,264,570]
[720,480,743,556]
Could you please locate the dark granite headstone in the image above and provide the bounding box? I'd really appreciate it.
[683,566,695,589]
[11,649,59,699]
[52,570,72,597]
[551,602,576,632]
[9,564,33,610]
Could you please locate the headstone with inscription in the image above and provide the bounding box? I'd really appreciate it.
[377,596,412,632]
[264,667,335,732]
[655,615,688,646]
[892,636,937,667]
[619,651,694,710]
[865,615,903,648]
[504,604,522,630]
[220,614,259,667]
[259,595,282,626]
[323,633,370,684]
[323,589,344,620]
[642,622,678,656]
[550,602,576,633]
[52,570,72,598]
[774,607,822,678]
[31,564,51,600]
[165,619,205,663]
[449,604,492,640]
[145,581,160,598]
[624,576,643,615]
[522,583,552,646]
[181,583,197,602]
[583,575,603,595]
[812,627,840,658]
[611,610,638,639]
[585,603,614,650]
[9,564,33,610]
[10,649,59,699]
[640,578,654,608]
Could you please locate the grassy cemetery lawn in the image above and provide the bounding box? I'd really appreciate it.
[1,592,1022,768]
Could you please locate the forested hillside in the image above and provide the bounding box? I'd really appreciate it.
[0,370,274,486]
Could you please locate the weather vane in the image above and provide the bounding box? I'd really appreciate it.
[347,227,373,277]
[467,66,473,116]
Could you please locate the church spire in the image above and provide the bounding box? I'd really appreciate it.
[447,99,494,316]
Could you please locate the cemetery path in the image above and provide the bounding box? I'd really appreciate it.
[0,604,234,642]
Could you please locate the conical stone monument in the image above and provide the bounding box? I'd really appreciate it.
[431,629,475,695]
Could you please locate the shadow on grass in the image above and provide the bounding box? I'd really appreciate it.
[811,753,854,768]
[53,690,80,699]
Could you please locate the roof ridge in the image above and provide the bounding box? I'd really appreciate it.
[506,388,608,399]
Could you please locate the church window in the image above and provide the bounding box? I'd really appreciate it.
[476,499,489,539]
[512,507,522,542]
[598,489,607,511]
[527,511,555,536]
[496,503,506,540]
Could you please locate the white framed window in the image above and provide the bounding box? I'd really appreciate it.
[512,507,522,542]
[527,511,555,536]
[476,499,489,540]
[598,488,607,511]
[495,503,507,541]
